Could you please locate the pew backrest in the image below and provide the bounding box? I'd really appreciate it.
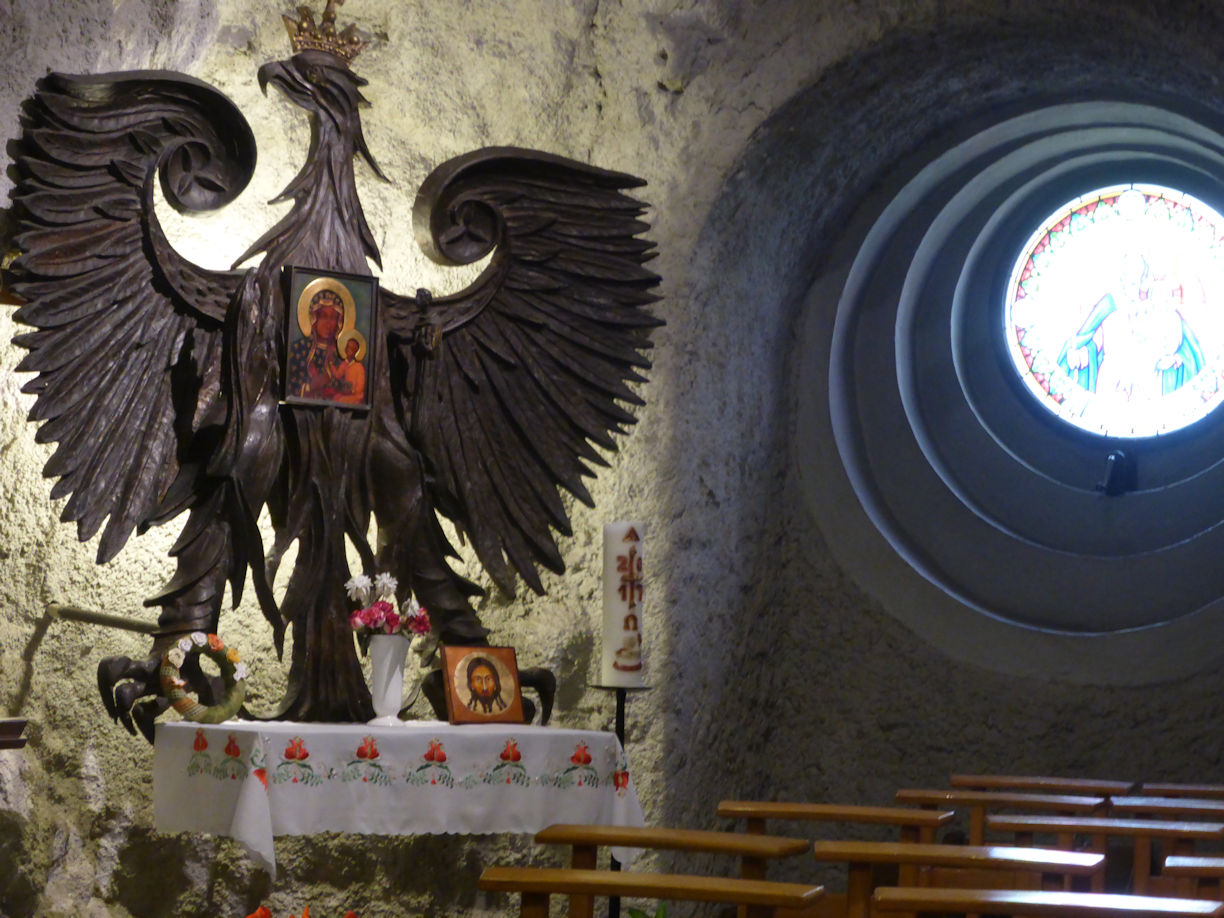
[873,886,1224,918]
[478,866,823,918]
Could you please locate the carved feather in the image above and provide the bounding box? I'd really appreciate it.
[8,71,256,563]
[392,147,663,596]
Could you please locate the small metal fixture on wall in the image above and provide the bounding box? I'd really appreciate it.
[1097,450,1137,496]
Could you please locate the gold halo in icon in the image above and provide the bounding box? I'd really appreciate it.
[337,328,367,362]
[296,276,355,338]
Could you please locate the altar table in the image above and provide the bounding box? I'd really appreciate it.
[153,720,644,878]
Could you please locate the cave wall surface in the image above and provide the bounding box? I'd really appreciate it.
[4,1,1224,916]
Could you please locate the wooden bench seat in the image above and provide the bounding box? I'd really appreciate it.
[872,886,1224,917]
[1163,855,1224,898]
[895,789,1110,845]
[811,840,1105,918]
[718,801,956,844]
[986,813,1224,894]
[950,774,1137,797]
[478,866,824,918]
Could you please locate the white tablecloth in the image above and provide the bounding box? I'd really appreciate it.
[153,720,644,878]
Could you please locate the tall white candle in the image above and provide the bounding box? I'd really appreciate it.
[601,521,645,686]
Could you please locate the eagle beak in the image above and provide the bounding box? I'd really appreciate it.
[257,61,279,96]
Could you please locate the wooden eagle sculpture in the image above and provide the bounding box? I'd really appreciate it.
[5,1,661,741]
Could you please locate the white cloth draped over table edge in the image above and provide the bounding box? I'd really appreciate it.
[153,720,645,879]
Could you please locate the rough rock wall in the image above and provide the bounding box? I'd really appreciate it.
[3,1,1224,916]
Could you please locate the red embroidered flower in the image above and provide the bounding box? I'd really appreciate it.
[285,737,308,761]
[425,739,446,763]
[570,742,592,765]
[192,728,208,752]
[254,768,268,789]
[356,736,379,760]
[225,735,241,758]
[245,907,272,918]
[613,770,629,790]
[499,739,521,763]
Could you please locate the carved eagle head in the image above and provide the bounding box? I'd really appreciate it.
[257,49,384,180]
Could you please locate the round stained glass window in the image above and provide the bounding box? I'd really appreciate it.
[1004,183,1224,437]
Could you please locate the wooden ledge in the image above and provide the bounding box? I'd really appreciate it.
[895,789,1108,811]
[1164,856,1224,877]
[950,774,1136,796]
[987,814,1224,839]
[478,866,824,908]
[535,824,810,859]
[873,886,1224,917]
[811,840,1103,874]
[0,719,27,751]
[717,801,956,828]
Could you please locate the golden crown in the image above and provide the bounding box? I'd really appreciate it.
[283,1,367,65]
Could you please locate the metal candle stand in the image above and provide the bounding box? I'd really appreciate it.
[591,683,651,918]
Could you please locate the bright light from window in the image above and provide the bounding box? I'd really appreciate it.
[1004,183,1224,437]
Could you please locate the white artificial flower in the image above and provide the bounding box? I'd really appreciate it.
[345,574,373,604]
[177,637,193,654]
[190,632,207,646]
[374,572,398,601]
[167,647,185,668]
[233,662,249,682]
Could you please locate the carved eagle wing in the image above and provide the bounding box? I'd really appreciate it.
[384,148,663,596]
[7,71,257,563]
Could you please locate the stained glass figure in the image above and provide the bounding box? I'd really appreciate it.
[1004,183,1224,437]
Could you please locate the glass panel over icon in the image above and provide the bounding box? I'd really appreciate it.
[1004,183,1224,437]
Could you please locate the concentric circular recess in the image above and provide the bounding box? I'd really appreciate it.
[822,96,1224,647]
[1004,184,1224,438]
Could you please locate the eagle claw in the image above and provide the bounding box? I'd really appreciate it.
[97,641,221,743]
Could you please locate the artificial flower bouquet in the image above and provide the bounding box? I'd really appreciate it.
[345,572,431,637]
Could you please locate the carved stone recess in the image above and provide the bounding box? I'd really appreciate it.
[5,2,661,740]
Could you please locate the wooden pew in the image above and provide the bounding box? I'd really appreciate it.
[873,886,1224,918]
[987,814,1224,895]
[718,801,956,844]
[534,823,812,918]
[478,866,823,918]
[811,840,1105,918]
[950,774,1137,797]
[1142,786,1224,801]
[1112,798,1224,821]
[1163,856,1224,899]
[895,788,1109,845]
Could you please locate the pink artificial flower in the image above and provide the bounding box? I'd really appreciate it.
[359,604,385,629]
[383,610,402,634]
[407,608,432,635]
[349,610,364,631]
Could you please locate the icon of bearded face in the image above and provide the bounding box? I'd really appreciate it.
[465,655,507,714]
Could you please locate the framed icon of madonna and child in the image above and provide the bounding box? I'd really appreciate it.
[283,266,379,410]
[441,646,526,725]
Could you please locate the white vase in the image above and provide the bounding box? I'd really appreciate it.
[368,633,411,726]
